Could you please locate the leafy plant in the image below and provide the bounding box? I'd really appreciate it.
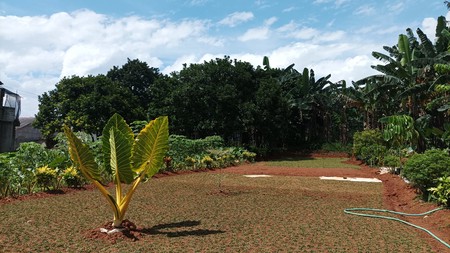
[201,155,214,169]
[402,149,450,193]
[62,167,85,188]
[242,150,256,162]
[184,156,197,169]
[64,113,169,228]
[35,166,58,191]
[353,129,387,165]
[382,154,401,168]
[429,176,450,206]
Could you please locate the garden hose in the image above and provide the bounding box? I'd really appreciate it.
[344,207,450,249]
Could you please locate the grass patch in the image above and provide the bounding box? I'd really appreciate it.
[0,173,434,252]
[265,157,360,169]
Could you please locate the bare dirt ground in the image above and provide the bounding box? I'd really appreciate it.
[220,154,450,252]
[1,153,449,251]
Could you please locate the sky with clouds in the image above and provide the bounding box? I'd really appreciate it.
[0,0,448,117]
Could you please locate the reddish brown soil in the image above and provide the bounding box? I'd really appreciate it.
[220,155,450,252]
[1,153,450,251]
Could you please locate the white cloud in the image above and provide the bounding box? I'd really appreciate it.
[238,17,276,42]
[422,17,437,42]
[388,2,405,14]
[277,22,345,42]
[264,17,277,26]
[162,54,197,74]
[311,55,378,82]
[282,7,296,13]
[219,11,254,27]
[0,9,216,116]
[334,0,350,7]
[238,26,270,41]
[189,0,209,6]
[313,0,349,7]
[354,5,375,16]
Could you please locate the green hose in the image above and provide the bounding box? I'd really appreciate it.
[344,207,450,249]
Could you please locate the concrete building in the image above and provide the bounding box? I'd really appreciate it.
[15,117,43,149]
[0,83,21,152]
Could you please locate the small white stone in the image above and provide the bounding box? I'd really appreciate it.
[107,228,125,234]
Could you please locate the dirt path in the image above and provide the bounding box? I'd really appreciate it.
[217,157,450,252]
[1,155,449,251]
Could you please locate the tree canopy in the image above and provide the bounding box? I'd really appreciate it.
[34,11,450,153]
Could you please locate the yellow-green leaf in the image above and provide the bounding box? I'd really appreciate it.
[131,116,169,177]
[64,126,103,182]
[109,128,134,184]
[102,113,134,174]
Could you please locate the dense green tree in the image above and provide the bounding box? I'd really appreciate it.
[107,58,162,119]
[35,75,140,141]
[163,56,258,142]
[357,15,450,150]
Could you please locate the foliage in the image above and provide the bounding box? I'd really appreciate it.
[380,115,419,150]
[34,74,145,140]
[402,149,450,193]
[164,134,256,171]
[107,58,161,113]
[167,135,224,168]
[320,142,352,153]
[382,154,402,168]
[353,129,387,166]
[35,166,58,190]
[242,150,256,162]
[428,176,450,207]
[9,142,48,194]
[62,167,85,188]
[0,152,20,197]
[64,113,169,227]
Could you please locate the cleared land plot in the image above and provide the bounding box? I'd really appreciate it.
[0,172,435,252]
[265,157,361,169]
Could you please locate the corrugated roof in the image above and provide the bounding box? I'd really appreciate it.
[16,117,35,129]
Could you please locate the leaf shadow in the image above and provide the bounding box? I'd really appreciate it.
[139,220,225,238]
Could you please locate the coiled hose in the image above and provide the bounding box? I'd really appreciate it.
[344,207,450,249]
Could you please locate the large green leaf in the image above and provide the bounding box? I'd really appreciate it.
[64,126,103,182]
[398,34,412,71]
[102,113,134,174]
[109,128,134,184]
[417,28,436,58]
[132,116,169,178]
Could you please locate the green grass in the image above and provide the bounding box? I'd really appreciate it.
[265,157,361,169]
[0,172,435,252]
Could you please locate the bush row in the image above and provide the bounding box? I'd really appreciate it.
[0,134,256,198]
[353,129,450,206]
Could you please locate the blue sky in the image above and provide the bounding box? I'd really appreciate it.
[0,0,447,116]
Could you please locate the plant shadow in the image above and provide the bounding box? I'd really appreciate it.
[139,220,225,238]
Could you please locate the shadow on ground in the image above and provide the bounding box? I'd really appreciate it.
[140,220,225,237]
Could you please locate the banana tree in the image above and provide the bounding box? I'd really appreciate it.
[64,114,168,228]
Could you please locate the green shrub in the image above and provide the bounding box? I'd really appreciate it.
[242,151,256,162]
[201,155,214,169]
[321,142,352,153]
[168,135,224,163]
[382,154,401,168]
[353,129,387,166]
[184,156,197,168]
[429,176,450,207]
[62,167,85,188]
[0,152,20,197]
[402,149,450,193]
[35,165,58,190]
